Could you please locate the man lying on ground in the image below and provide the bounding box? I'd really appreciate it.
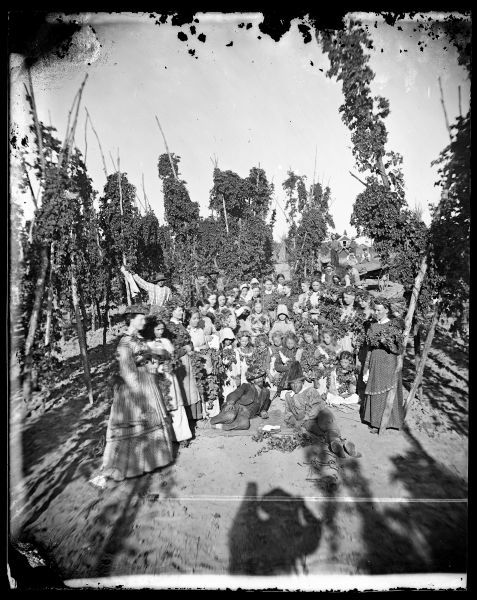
[283,361,358,458]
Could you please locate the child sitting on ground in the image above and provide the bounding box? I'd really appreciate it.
[326,350,360,405]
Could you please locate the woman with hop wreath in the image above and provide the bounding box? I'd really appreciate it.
[361,298,405,433]
[187,309,220,419]
[165,297,204,425]
[143,316,192,446]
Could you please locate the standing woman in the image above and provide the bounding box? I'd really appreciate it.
[361,299,404,433]
[338,287,357,353]
[89,305,174,488]
[167,301,204,424]
[146,318,192,446]
[355,290,375,398]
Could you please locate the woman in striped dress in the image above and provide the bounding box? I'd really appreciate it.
[361,299,404,433]
[89,305,174,488]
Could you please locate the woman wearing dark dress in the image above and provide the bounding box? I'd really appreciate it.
[361,299,404,433]
[89,305,174,488]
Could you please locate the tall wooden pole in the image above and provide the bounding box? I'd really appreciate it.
[155,115,178,180]
[71,265,94,405]
[438,77,452,141]
[404,306,439,416]
[378,255,428,434]
[116,153,131,305]
[222,194,229,234]
[85,107,109,180]
[22,245,49,403]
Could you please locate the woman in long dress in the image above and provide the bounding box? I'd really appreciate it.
[89,305,174,488]
[337,287,357,353]
[361,299,404,433]
[187,309,219,418]
[146,318,192,445]
[166,304,204,423]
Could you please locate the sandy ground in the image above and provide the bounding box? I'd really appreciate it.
[9,325,468,586]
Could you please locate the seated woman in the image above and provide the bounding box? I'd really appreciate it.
[269,304,295,342]
[326,350,360,405]
[273,332,301,398]
[296,326,321,383]
[268,331,283,390]
[210,363,271,430]
[283,361,358,458]
[236,329,254,384]
[216,294,237,331]
[251,333,272,391]
[246,299,271,342]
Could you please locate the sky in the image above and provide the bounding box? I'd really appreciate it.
[10,12,470,242]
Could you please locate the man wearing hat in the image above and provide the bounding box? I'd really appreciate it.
[321,263,335,285]
[210,363,271,430]
[284,361,358,458]
[127,268,172,308]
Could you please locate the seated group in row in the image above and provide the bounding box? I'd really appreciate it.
[89,273,405,487]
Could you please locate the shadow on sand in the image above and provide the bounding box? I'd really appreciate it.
[228,482,322,575]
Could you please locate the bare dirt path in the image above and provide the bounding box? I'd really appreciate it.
[9,326,468,582]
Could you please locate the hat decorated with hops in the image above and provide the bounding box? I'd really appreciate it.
[245,363,266,381]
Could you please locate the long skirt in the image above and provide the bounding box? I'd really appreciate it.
[362,380,404,429]
[102,369,174,481]
[167,372,192,442]
[174,354,205,420]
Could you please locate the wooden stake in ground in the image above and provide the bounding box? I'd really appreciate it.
[404,305,440,416]
[22,246,49,404]
[378,255,428,434]
[70,258,94,405]
[44,242,56,347]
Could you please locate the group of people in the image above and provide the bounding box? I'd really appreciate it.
[89,267,405,489]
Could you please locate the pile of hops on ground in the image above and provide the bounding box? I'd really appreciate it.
[252,430,316,454]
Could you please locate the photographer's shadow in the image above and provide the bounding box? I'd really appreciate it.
[228,482,321,575]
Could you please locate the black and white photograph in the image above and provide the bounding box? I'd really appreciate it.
[8,10,470,591]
